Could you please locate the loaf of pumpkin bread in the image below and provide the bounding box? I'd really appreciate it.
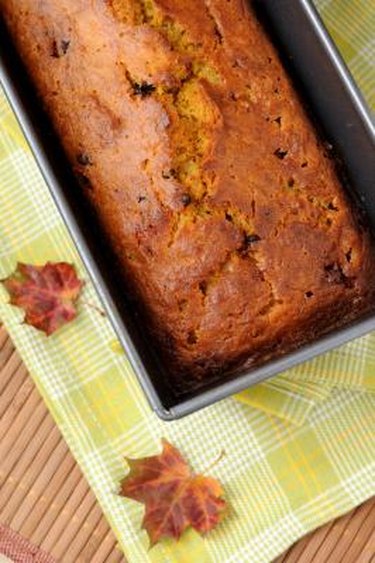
[3,0,375,381]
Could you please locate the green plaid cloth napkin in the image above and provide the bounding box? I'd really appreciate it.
[0,1,374,561]
[236,332,375,425]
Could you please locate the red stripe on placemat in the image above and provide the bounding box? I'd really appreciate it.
[0,524,56,563]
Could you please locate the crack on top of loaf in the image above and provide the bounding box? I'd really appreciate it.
[203,0,224,46]
[105,0,147,25]
[278,179,343,231]
[110,0,223,209]
[194,244,280,331]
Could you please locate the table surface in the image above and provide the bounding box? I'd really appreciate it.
[0,325,374,562]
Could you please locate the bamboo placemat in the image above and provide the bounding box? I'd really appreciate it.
[0,325,125,563]
[0,324,374,562]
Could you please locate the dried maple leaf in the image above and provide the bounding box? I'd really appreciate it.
[120,439,227,546]
[2,262,84,335]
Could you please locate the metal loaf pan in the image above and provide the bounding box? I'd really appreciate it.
[1,1,374,420]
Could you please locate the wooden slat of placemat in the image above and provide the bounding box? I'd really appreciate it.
[0,325,374,562]
[0,326,125,563]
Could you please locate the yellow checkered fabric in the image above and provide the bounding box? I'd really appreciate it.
[0,1,374,561]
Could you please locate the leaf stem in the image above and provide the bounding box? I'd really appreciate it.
[201,449,226,475]
[81,299,106,317]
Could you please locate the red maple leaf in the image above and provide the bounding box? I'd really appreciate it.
[2,262,84,335]
[120,439,227,546]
